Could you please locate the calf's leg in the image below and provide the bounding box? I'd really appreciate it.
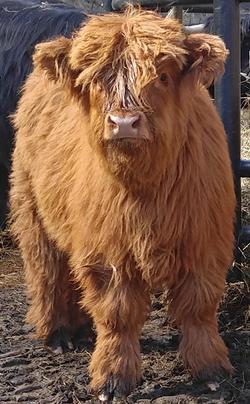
[77,267,150,401]
[10,166,89,348]
[169,270,233,379]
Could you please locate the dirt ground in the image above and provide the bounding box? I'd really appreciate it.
[0,112,249,403]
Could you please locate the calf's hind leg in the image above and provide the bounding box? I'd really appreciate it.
[10,167,89,349]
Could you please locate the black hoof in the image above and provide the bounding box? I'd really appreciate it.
[195,366,232,383]
[97,375,134,403]
[46,327,74,354]
[73,323,96,347]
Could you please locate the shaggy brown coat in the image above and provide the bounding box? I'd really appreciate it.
[10,7,236,400]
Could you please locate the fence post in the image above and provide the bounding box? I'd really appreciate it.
[214,0,241,243]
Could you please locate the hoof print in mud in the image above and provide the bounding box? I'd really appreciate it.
[46,327,74,354]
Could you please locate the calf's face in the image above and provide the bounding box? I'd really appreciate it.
[33,8,228,183]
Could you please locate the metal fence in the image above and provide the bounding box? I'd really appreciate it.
[104,0,250,246]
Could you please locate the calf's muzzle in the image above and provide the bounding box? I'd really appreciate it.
[104,111,152,141]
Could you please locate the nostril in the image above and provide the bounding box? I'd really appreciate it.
[131,115,140,129]
[107,115,118,127]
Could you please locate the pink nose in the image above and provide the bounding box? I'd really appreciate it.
[106,113,141,139]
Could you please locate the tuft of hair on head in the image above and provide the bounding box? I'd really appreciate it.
[31,3,227,106]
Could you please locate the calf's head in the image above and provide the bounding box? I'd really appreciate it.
[33,7,228,186]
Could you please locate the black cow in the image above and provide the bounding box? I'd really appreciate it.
[0,0,87,229]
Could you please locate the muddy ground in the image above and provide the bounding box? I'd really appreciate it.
[0,233,249,404]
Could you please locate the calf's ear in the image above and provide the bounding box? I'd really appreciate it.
[33,37,72,84]
[184,33,228,87]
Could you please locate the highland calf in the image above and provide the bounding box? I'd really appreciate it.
[10,8,236,402]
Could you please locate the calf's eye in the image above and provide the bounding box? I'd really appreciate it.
[160,73,168,82]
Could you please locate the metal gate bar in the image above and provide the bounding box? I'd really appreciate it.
[105,0,250,243]
[213,0,241,241]
[112,1,213,9]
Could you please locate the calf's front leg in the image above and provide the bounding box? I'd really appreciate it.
[78,266,150,402]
